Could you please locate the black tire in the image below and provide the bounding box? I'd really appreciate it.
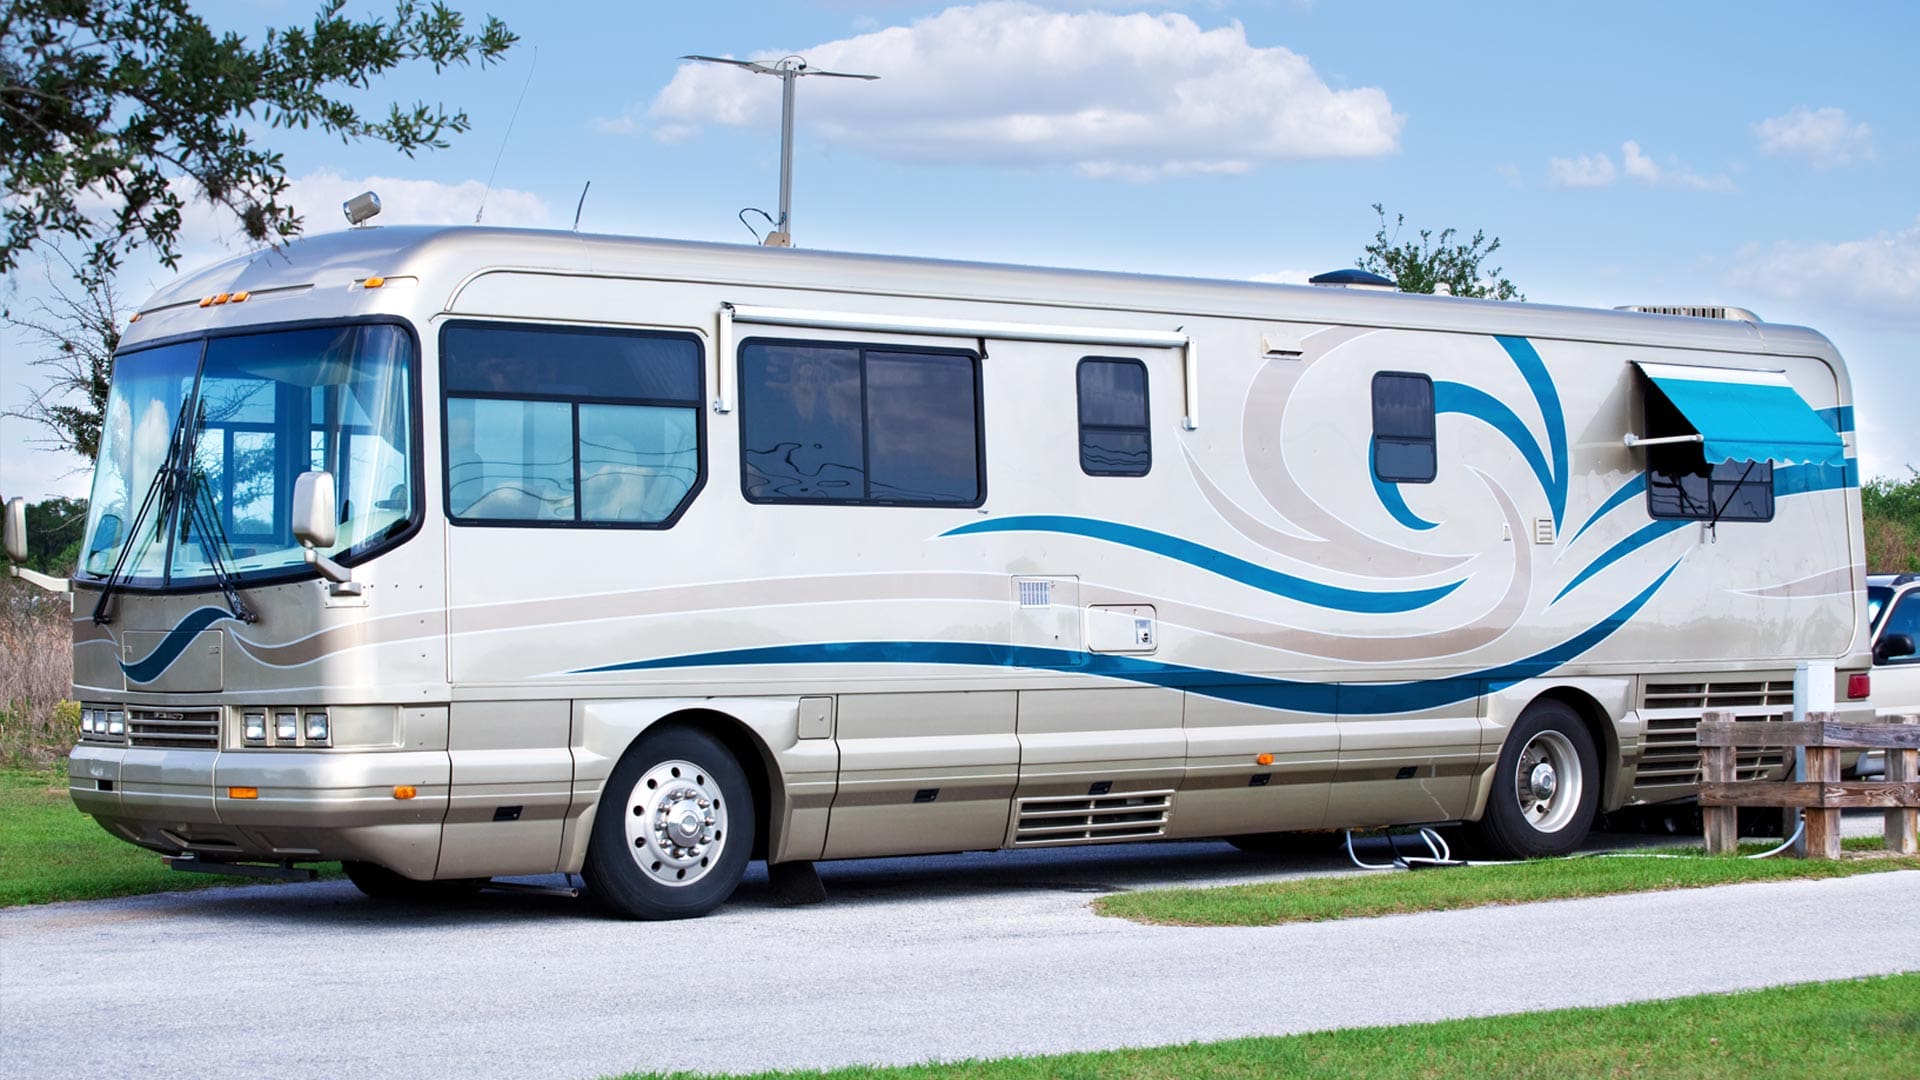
[584,725,755,920]
[1470,699,1600,858]
[1226,831,1346,855]
[342,861,484,901]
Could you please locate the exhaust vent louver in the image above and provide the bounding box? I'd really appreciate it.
[1616,304,1762,323]
[1013,790,1172,846]
[127,707,221,749]
[1637,680,1792,786]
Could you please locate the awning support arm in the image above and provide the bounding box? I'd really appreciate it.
[1623,433,1705,450]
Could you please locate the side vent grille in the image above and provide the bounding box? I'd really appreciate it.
[1616,304,1762,322]
[1637,680,1792,787]
[1014,790,1172,846]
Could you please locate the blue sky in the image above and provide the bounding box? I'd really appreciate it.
[4,0,1916,501]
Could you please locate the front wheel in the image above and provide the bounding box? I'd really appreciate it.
[584,725,755,920]
[1470,700,1599,859]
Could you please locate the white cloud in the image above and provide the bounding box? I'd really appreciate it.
[622,2,1402,180]
[1726,216,1920,328]
[1249,268,1312,285]
[1548,152,1615,188]
[1548,141,1731,191]
[1753,106,1874,169]
[283,170,551,230]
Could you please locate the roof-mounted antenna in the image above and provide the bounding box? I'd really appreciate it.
[476,46,539,225]
[679,53,877,247]
[573,181,591,232]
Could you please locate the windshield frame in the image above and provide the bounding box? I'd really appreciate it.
[75,315,425,596]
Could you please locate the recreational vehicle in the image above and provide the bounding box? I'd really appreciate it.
[4,225,1874,919]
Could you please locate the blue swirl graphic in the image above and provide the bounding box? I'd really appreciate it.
[577,563,1677,715]
[941,515,1462,614]
[120,606,232,684]
[1567,474,1646,546]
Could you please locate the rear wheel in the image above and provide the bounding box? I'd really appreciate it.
[1470,699,1599,858]
[342,861,483,901]
[584,725,754,920]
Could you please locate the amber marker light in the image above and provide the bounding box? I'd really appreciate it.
[392,785,417,800]
[211,292,231,305]
[228,787,259,799]
[231,291,250,302]
[362,276,385,289]
[1256,753,1274,766]
[198,295,216,307]
[128,312,142,323]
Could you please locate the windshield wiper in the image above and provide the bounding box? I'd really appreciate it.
[179,463,257,623]
[92,399,195,625]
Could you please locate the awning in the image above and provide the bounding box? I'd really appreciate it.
[1632,361,1847,468]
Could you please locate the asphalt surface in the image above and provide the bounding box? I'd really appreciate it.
[3,834,1917,1080]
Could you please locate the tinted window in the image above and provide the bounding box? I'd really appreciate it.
[1372,372,1436,484]
[1643,383,1772,522]
[1078,358,1150,476]
[1881,594,1920,663]
[442,323,703,527]
[740,340,983,506]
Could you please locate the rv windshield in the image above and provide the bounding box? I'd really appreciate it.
[79,323,416,589]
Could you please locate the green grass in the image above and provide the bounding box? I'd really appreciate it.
[1094,839,1920,927]
[607,973,1920,1080]
[0,765,340,906]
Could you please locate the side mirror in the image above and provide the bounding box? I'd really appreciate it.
[2,497,24,564]
[291,471,355,591]
[292,471,338,550]
[1876,633,1916,665]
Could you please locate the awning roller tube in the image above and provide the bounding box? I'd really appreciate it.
[714,302,1199,430]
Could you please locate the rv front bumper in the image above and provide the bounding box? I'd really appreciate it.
[68,743,451,880]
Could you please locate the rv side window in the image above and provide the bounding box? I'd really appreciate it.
[739,340,984,506]
[1642,386,1773,522]
[1077,357,1150,476]
[1372,372,1436,483]
[441,322,704,527]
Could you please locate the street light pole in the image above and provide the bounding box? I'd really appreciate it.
[679,54,878,247]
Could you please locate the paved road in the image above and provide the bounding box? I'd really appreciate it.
[4,834,1917,1080]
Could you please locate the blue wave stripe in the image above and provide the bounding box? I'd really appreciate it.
[1434,382,1561,532]
[1552,520,1687,605]
[576,563,1677,716]
[1494,336,1568,529]
[1776,460,1857,496]
[120,606,231,684]
[1815,405,1854,434]
[1369,443,1440,531]
[941,516,1462,614]
[1568,474,1647,546]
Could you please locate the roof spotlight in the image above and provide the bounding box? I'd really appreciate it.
[343,191,382,226]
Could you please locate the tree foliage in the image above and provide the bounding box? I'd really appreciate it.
[1864,468,1920,573]
[3,247,119,462]
[1358,203,1524,301]
[1,0,516,282]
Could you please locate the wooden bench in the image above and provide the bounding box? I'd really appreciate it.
[1697,710,1919,857]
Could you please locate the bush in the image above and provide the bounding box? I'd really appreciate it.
[1864,468,1920,574]
[0,577,75,766]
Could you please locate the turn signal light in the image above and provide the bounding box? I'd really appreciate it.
[392,785,417,800]
[228,787,259,800]
[362,276,385,289]
[1847,673,1871,700]
[1255,753,1275,766]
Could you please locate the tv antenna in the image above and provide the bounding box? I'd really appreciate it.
[680,54,877,247]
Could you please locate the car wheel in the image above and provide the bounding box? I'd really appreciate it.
[1471,699,1599,858]
[584,725,754,920]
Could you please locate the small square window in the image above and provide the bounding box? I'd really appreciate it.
[1372,372,1436,484]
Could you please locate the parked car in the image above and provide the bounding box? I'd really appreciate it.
[1854,573,1920,777]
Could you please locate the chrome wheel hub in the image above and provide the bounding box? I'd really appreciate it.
[622,759,728,887]
[1514,730,1581,834]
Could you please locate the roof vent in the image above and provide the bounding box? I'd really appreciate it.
[1616,304,1762,323]
[1308,268,1397,291]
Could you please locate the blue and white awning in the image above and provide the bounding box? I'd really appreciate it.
[1632,361,1847,468]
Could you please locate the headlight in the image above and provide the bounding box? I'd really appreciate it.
[242,711,267,743]
[275,711,299,743]
[106,710,125,736]
[304,712,330,744]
